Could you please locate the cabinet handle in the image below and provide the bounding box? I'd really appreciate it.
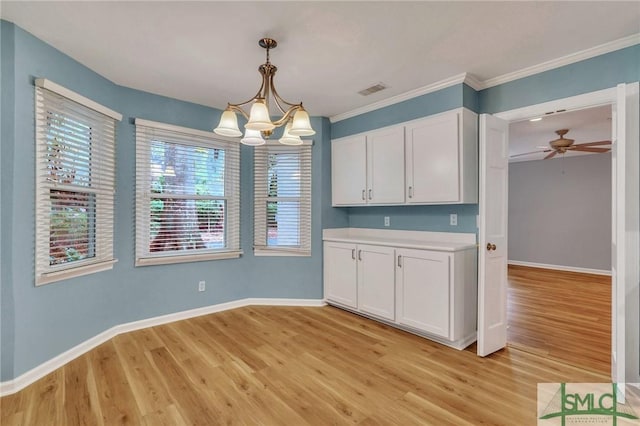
[408,186,413,198]
[351,249,356,260]
[368,189,372,200]
[362,189,366,200]
[358,250,362,261]
[397,255,402,267]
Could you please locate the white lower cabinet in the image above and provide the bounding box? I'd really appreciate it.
[357,244,395,321]
[396,248,450,338]
[323,230,478,350]
[323,241,358,309]
[323,242,395,321]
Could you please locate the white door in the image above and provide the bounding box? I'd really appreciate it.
[612,82,640,384]
[405,112,460,203]
[367,127,406,204]
[396,248,451,338]
[331,135,367,205]
[477,114,510,357]
[323,242,358,308]
[357,244,396,321]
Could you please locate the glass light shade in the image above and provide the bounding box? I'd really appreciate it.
[245,100,275,131]
[279,122,303,145]
[289,109,315,136]
[241,129,265,146]
[214,109,242,137]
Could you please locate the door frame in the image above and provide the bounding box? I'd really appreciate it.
[485,84,639,382]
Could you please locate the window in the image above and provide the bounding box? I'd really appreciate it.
[135,119,241,266]
[254,141,312,256]
[35,79,121,285]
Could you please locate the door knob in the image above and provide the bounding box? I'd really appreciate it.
[486,243,496,251]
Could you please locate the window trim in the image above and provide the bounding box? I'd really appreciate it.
[253,140,313,257]
[34,79,121,285]
[134,119,242,266]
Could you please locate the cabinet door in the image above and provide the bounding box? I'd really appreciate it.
[396,248,451,338]
[367,127,406,204]
[324,242,358,308]
[406,113,460,203]
[332,135,367,205]
[357,244,395,321]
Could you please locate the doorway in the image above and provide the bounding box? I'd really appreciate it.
[505,105,613,374]
[478,83,640,384]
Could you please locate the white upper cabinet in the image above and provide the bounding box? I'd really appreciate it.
[331,108,477,206]
[367,127,406,204]
[332,127,405,206]
[406,109,478,204]
[331,134,368,205]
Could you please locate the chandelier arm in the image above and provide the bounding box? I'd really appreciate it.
[270,77,302,109]
[227,70,268,109]
[227,86,265,108]
[226,104,250,120]
[271,106,301,128]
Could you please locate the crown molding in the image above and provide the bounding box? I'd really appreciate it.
[330,34,639,123]
[462,73,483,91]
[329,73,471,123]
[479,33,640,90]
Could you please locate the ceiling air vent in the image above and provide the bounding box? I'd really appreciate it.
[358,83,388,96]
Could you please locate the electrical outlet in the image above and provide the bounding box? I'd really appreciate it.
[198,281,206,292]
[450,214,458,226]
[384,216,390,227]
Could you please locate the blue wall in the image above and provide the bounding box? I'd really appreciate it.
[479,44,640,113]
[330,45,639,235]
[1,20,17,383]
[1,17,638,382]
[331,84,464,139]
[0,21,347,381]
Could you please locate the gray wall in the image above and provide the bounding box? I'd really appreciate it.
[508,153,612,271]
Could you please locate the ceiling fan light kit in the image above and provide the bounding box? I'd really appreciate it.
[214,38,315,146]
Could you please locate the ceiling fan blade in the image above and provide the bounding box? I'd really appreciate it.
[569,146,610,153]
[510,150,550,158]
[544,151,557,160]
[575,140,612,147]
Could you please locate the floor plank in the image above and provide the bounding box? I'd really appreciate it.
[1,297,618,425]
[507,265,611,375]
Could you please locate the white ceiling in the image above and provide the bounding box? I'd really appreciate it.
[509,105,612,163]
[2,1,639,120]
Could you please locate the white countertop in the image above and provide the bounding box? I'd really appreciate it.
[323,228,477,252]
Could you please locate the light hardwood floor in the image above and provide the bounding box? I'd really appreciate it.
[507,265,611,375]
[1,301,619,425]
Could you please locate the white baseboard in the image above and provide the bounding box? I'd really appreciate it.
[508,260,611,276]
[0,298,325,397]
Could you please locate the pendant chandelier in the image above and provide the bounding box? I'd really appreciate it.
[214,38,315,146]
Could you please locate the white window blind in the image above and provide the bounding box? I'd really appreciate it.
[254,142,312,256]
[135,119,241,266]
[35,79,121,286]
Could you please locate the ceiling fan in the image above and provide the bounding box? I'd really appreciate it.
[511,129,611,160]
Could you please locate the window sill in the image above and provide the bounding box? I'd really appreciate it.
[136,250,243,267]
[36,259,118,286]
[253,249,311,257]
